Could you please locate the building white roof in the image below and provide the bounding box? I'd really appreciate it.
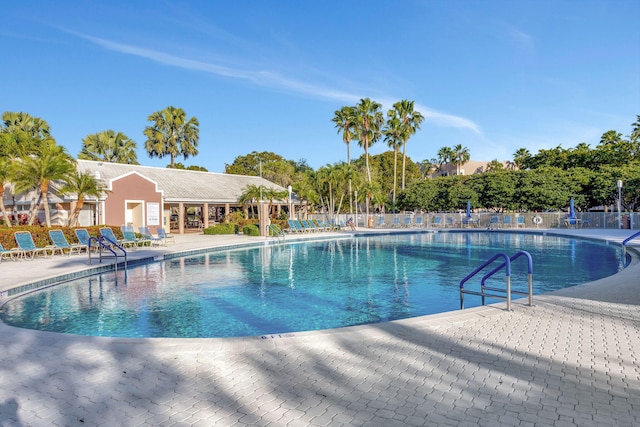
[75,160,287,204]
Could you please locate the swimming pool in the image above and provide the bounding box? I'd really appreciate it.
[0,232,625,338]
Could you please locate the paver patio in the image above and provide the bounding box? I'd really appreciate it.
[0,229,638,426]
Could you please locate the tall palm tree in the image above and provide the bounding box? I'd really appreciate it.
[513,148,531,170]
[452,144,470,175]
[10,140,75,227]
[353,98,384,184]
[332,106,357,164]
[437,146,453,174]
[383,114,405,209]
[59,170,109,227]
[144,106,199,168]
[0,157,12,227]
[390,100,424,189]
[2,111,51,139]
[79,130,139,164]
[238,184,262,218]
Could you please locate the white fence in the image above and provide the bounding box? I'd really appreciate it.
[309,212,639,230]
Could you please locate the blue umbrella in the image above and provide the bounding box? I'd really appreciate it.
[569,197,576,219]
[466,200,471,218]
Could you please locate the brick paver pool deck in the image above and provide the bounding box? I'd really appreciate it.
[0,228,638,426]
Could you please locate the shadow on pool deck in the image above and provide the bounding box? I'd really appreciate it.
[0,227,639,426]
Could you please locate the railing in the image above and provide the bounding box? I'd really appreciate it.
[622,230,640,246]
[268,224,285,243]
[88,236,127,272]
[459,250,533,311]
[309,212,639,230]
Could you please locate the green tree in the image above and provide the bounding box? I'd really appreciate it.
[513,148,531,170]
[383,115,405,209]
[436,146,453,174]
[144,106,199,168]
[485,159,505,172]
[389,100,424,189]
[0,156,12,227]
[332,106,357,164]
[10,140,75,227]
[353,98,384,183]
[225,151,295,187]
[452,144,470,175]
[238,184,262,218]
[79,130,139,164]
[59,170,109,227]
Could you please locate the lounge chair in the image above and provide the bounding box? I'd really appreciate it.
[100,227,134,249]
[488,216,500,229]
[75,229,99,252]
[414,216,424,228]
[14,231,52,259]
[446,216,456,227]
[157,227,175,245]
[376,216,385,228]
[581,217,592,228]
[392,216,401,228]
[287,219,304,233]
[121,225,147,248]
[49,229,87,255]
[516,216,525,228]
[503,215,513,228]
[403,216,412,227]
[431,216,443,227]
[0,243,19,262]
[138,226,163,247]
[461,217,475,228]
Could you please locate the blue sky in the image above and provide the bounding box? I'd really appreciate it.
[2,1,639,173]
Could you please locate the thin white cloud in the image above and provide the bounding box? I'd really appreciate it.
[68,30,481,134]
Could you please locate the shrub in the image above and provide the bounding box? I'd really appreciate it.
[242,224,260,236]
[203,223,238,235]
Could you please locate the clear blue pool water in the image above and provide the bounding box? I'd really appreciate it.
[0,232,625,338]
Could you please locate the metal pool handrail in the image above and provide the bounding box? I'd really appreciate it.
[459,251,533,311]
[88,235,127,272]
[622,230,640,246]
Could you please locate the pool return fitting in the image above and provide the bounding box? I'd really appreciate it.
[459,251,533,311]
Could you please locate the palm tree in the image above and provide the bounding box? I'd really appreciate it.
[513,148,531,170]
[390,100,424,189]
[1,112,52,155]
[452,144,470,175]
[10,140,75,227]
[144,106,199,168]
[0,157,12,227]
[437,146,453,175]
[333,105,358,213]
[2,111,51,139]
[261,187,289,218]
[332,106,357,164]
[59,170,109,227]
[238,184,262,218]
[79,130,139,164]
[383,114,405,209]
[353,98,384,184]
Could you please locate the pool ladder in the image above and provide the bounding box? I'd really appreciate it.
[268,224,286,243]
[459,251,533,311]
[88,236,128,272]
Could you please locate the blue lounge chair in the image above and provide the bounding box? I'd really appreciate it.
[376,216,385,228]
[446,216,456,227]
[120,225,149,249]
[516,216,525,228]
[14,231,51,259]
[404,216,412,227]
[392,216,401,228]
[488,216,500,229]
[49,229,86,255]
[75,229,98,252]
[431,216,443,227]
[100,227,134,249]
[503,215,513,228]
[287,219,304,233]
[414,216,424,228]
[0,243,19,262]
[157,227,175,245]
[138,226,163,246]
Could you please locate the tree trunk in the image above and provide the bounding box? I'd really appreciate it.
[0,187,11,227]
